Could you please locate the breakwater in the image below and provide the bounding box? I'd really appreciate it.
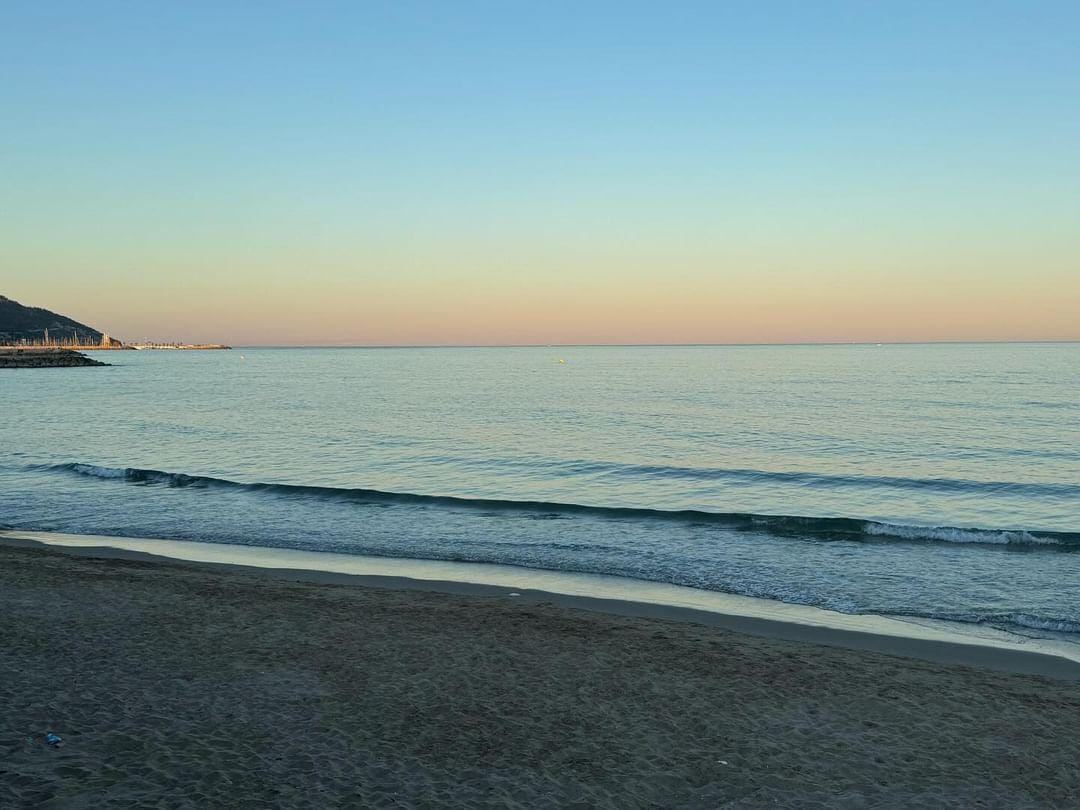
[0,348,107,368]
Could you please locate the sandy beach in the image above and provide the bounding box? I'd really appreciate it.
[3,543,1080,808]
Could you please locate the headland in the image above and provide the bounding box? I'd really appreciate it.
[1,293,229,352]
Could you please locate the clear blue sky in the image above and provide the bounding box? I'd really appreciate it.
[3,1,1078,344]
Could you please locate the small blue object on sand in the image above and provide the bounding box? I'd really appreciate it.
[45,732,62,747]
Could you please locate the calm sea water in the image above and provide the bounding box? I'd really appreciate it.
[2,344,1078,639]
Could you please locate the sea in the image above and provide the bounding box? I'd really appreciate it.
[2,344,1078,644]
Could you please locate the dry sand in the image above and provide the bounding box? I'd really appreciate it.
[2,543,1079,809]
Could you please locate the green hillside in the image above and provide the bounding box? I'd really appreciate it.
[0,295,118,345]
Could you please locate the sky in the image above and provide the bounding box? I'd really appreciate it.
[2,1,1078,345]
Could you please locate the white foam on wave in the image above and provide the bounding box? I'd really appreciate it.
[1009,614,1080,634]
[69,463,128,479]
[865,521,1060,546]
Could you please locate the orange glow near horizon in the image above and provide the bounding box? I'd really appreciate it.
[9,248,1078,346]
[4,5,1078,345]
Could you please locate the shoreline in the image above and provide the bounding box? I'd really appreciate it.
[4,536,1080,806]
[5,530,1079,680]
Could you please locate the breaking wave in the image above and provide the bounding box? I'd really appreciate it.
[50,462,1079,549]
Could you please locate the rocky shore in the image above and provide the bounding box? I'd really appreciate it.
[0,348,107,368]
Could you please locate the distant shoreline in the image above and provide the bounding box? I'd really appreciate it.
[204,340,1080,350]
[123,343,231,350]
[0,343,230,351]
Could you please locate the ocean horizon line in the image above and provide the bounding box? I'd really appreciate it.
[108,339,1080,351]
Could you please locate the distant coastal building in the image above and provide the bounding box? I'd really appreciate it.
[127,341,231,350]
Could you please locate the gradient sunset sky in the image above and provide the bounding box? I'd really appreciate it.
[3,2,1078,345]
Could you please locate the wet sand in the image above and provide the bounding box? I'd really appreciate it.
[3,542,1079,808]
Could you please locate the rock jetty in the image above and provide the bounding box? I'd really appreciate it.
[0,348,108,368]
